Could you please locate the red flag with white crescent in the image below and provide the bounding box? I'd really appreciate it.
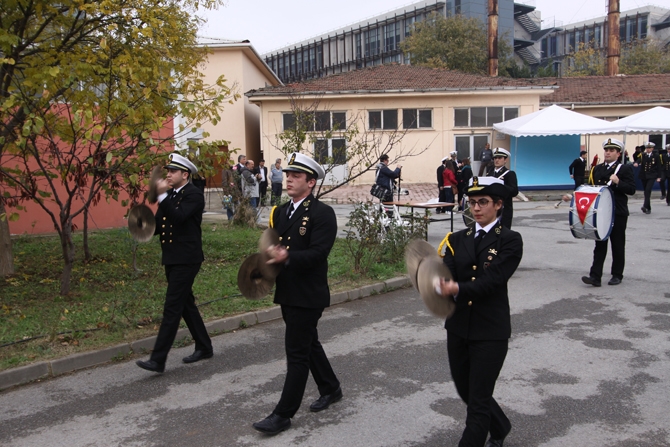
[574,191,598,224]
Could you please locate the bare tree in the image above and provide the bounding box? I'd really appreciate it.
[269,93,431,199]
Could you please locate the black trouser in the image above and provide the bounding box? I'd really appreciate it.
[271,182,283,205]
[573,176,584,190]
[150,263,212,365]
[447,333,511,447]
[590,214,627,281]
[500,202,513,229]
[438,187,447,212]
[259,182,268,205]
[273,305,340,419]
[661,173,668,199]
[642,178,656,210]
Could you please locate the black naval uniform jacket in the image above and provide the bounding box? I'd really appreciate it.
[154,182,205,265]
[486,166,519,228]
[270,194,337,309]
[637,152,662,181]
[442,222,523,340]
[662,152,670,176]
[589,161,636,216]
[569,157,587,179]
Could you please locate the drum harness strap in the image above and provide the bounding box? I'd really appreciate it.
[588,162,621,186]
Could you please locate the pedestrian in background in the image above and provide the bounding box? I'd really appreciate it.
[569,150,587,190]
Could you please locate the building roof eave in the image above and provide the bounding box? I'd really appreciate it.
[247,85,557,100]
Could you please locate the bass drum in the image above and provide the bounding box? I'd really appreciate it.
[569,185,615,241]
[461,195,475,229]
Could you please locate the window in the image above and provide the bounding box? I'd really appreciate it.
[454,107,519,127]
[314,139,346,165]
[369,110,397,130]
[640,17,648,39]
[594,25,602,47]
[403,109,433,129]
[471,107,486,127]
[454,108,469,127]
[284,111,346,132]
[486,107,503,127]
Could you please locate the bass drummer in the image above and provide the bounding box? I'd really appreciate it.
[581,139,636,287]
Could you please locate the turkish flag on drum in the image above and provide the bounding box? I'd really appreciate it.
[574,191,599,224]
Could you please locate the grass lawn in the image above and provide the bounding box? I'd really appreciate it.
[0,222,406,371]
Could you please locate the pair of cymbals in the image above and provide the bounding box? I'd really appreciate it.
[405,239,456,319]
[128,205,156,243]
[237,229,282,299]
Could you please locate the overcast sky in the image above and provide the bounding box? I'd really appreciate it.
[197,0,666,54]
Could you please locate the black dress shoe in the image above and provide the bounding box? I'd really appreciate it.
[309,387,343,412]
[182,350,213,364]
[485,438,504,447]
[136,359,165,373]
[608,276,622,286]
[252,413,291,435]
[581,276,601,287]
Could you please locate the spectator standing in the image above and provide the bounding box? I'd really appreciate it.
[270,158,284,205]
[457,157,473,210]
[478,143,493,176]
[241,160,260,211]
[442,160,457,212]
[437,156,447,213]
[375,154,401,201]
[258,159,268,205]
[658,144,668,200]
[661,144,670,206]
[569,150,588,190]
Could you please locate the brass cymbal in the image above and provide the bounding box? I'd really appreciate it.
[237,253,274,300]
[405,239,436,291]
[128,205,156,243]
[416,256,456,319]
[147,166,162,204]
[258,228,282,279]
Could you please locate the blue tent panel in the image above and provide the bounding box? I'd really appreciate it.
[512,135,579,189]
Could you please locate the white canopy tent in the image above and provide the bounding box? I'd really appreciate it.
[605,106,670,134]
[491,105,613,187]
[492,104,613,137]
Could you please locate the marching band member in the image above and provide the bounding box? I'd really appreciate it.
[582,139,636,287]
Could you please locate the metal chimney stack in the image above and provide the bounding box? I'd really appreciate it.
[607,0,620,76]
[488,0,499,77]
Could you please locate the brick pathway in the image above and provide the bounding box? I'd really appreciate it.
[318,183,437,204]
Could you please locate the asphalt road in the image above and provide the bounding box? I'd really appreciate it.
[1,196,669,447]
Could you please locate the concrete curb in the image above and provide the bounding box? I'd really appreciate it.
[0,276,411,391]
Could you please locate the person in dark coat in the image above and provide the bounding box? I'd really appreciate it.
[438,176,523,447]
[582,138,636,287]
[634,142,662,214]
[437,156,448,213]
[257,159,269,205]
[661,144,670,206]
[486,148,518,229]
[569,150,588,190]
[252,153,341,436]
[136,153,213,373]
[658,144,670,200]
[457,157,473,210]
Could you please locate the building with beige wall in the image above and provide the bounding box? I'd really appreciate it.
[181,38,282,176]
[246,64,555,186]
